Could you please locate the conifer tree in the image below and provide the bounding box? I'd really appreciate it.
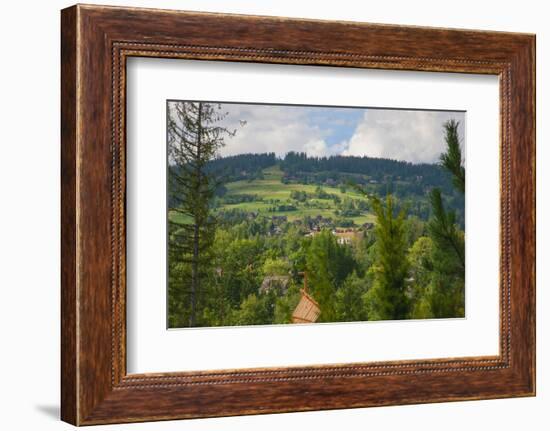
[440,119,465,193]
[423,119,466,317]
[364,195,410,320]
[167,101,236,327]
[306,229,355,322]
[428,189,465,271]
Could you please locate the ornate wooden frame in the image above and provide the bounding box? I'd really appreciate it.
[61,4,535,426]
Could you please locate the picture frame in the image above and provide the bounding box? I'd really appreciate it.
[61,4,535,425]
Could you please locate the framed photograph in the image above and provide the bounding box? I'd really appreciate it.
[61,4,535,425]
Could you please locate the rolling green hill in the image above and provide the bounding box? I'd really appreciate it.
[169,154,463,230]
[217,165,375,226]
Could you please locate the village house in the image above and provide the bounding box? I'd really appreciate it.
[259,275,290,295]
[271,215,288,224]
[332,228,361,245]
[306,215,333,230]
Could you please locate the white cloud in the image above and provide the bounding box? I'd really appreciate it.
[342,110,465,163]
[210,103,465,163]
[218,104,337,158]
[303,139,330,157]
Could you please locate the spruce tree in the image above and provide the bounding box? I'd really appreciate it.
[365,195,410,320]
[306,229,355,322]
[440,119,465,193]
[428,189,465,271]
[423,119,466,317]
[167,101,235,327]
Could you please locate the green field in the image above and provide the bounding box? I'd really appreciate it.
[226,165,368,200]
[219,165,375,225]
[169,165,377,227]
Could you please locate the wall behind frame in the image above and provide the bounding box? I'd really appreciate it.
[0,0,545,430]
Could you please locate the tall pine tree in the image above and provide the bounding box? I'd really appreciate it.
[306,229,356,322]
[364,195,410,320]
[167,101,236,327]
[439,119,465,193]
[424,119,465,317]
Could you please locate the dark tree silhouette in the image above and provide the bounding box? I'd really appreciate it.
[423,119,466,317]
[440,119,465,193]
[168,101,236,326]
[365,195,410,320]
[428,189,465,272]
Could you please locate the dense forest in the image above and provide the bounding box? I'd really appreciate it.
[167,101,465,328]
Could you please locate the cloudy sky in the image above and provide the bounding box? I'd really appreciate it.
[189,102,465,164]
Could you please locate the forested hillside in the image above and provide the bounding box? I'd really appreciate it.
[205,152,464,227]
